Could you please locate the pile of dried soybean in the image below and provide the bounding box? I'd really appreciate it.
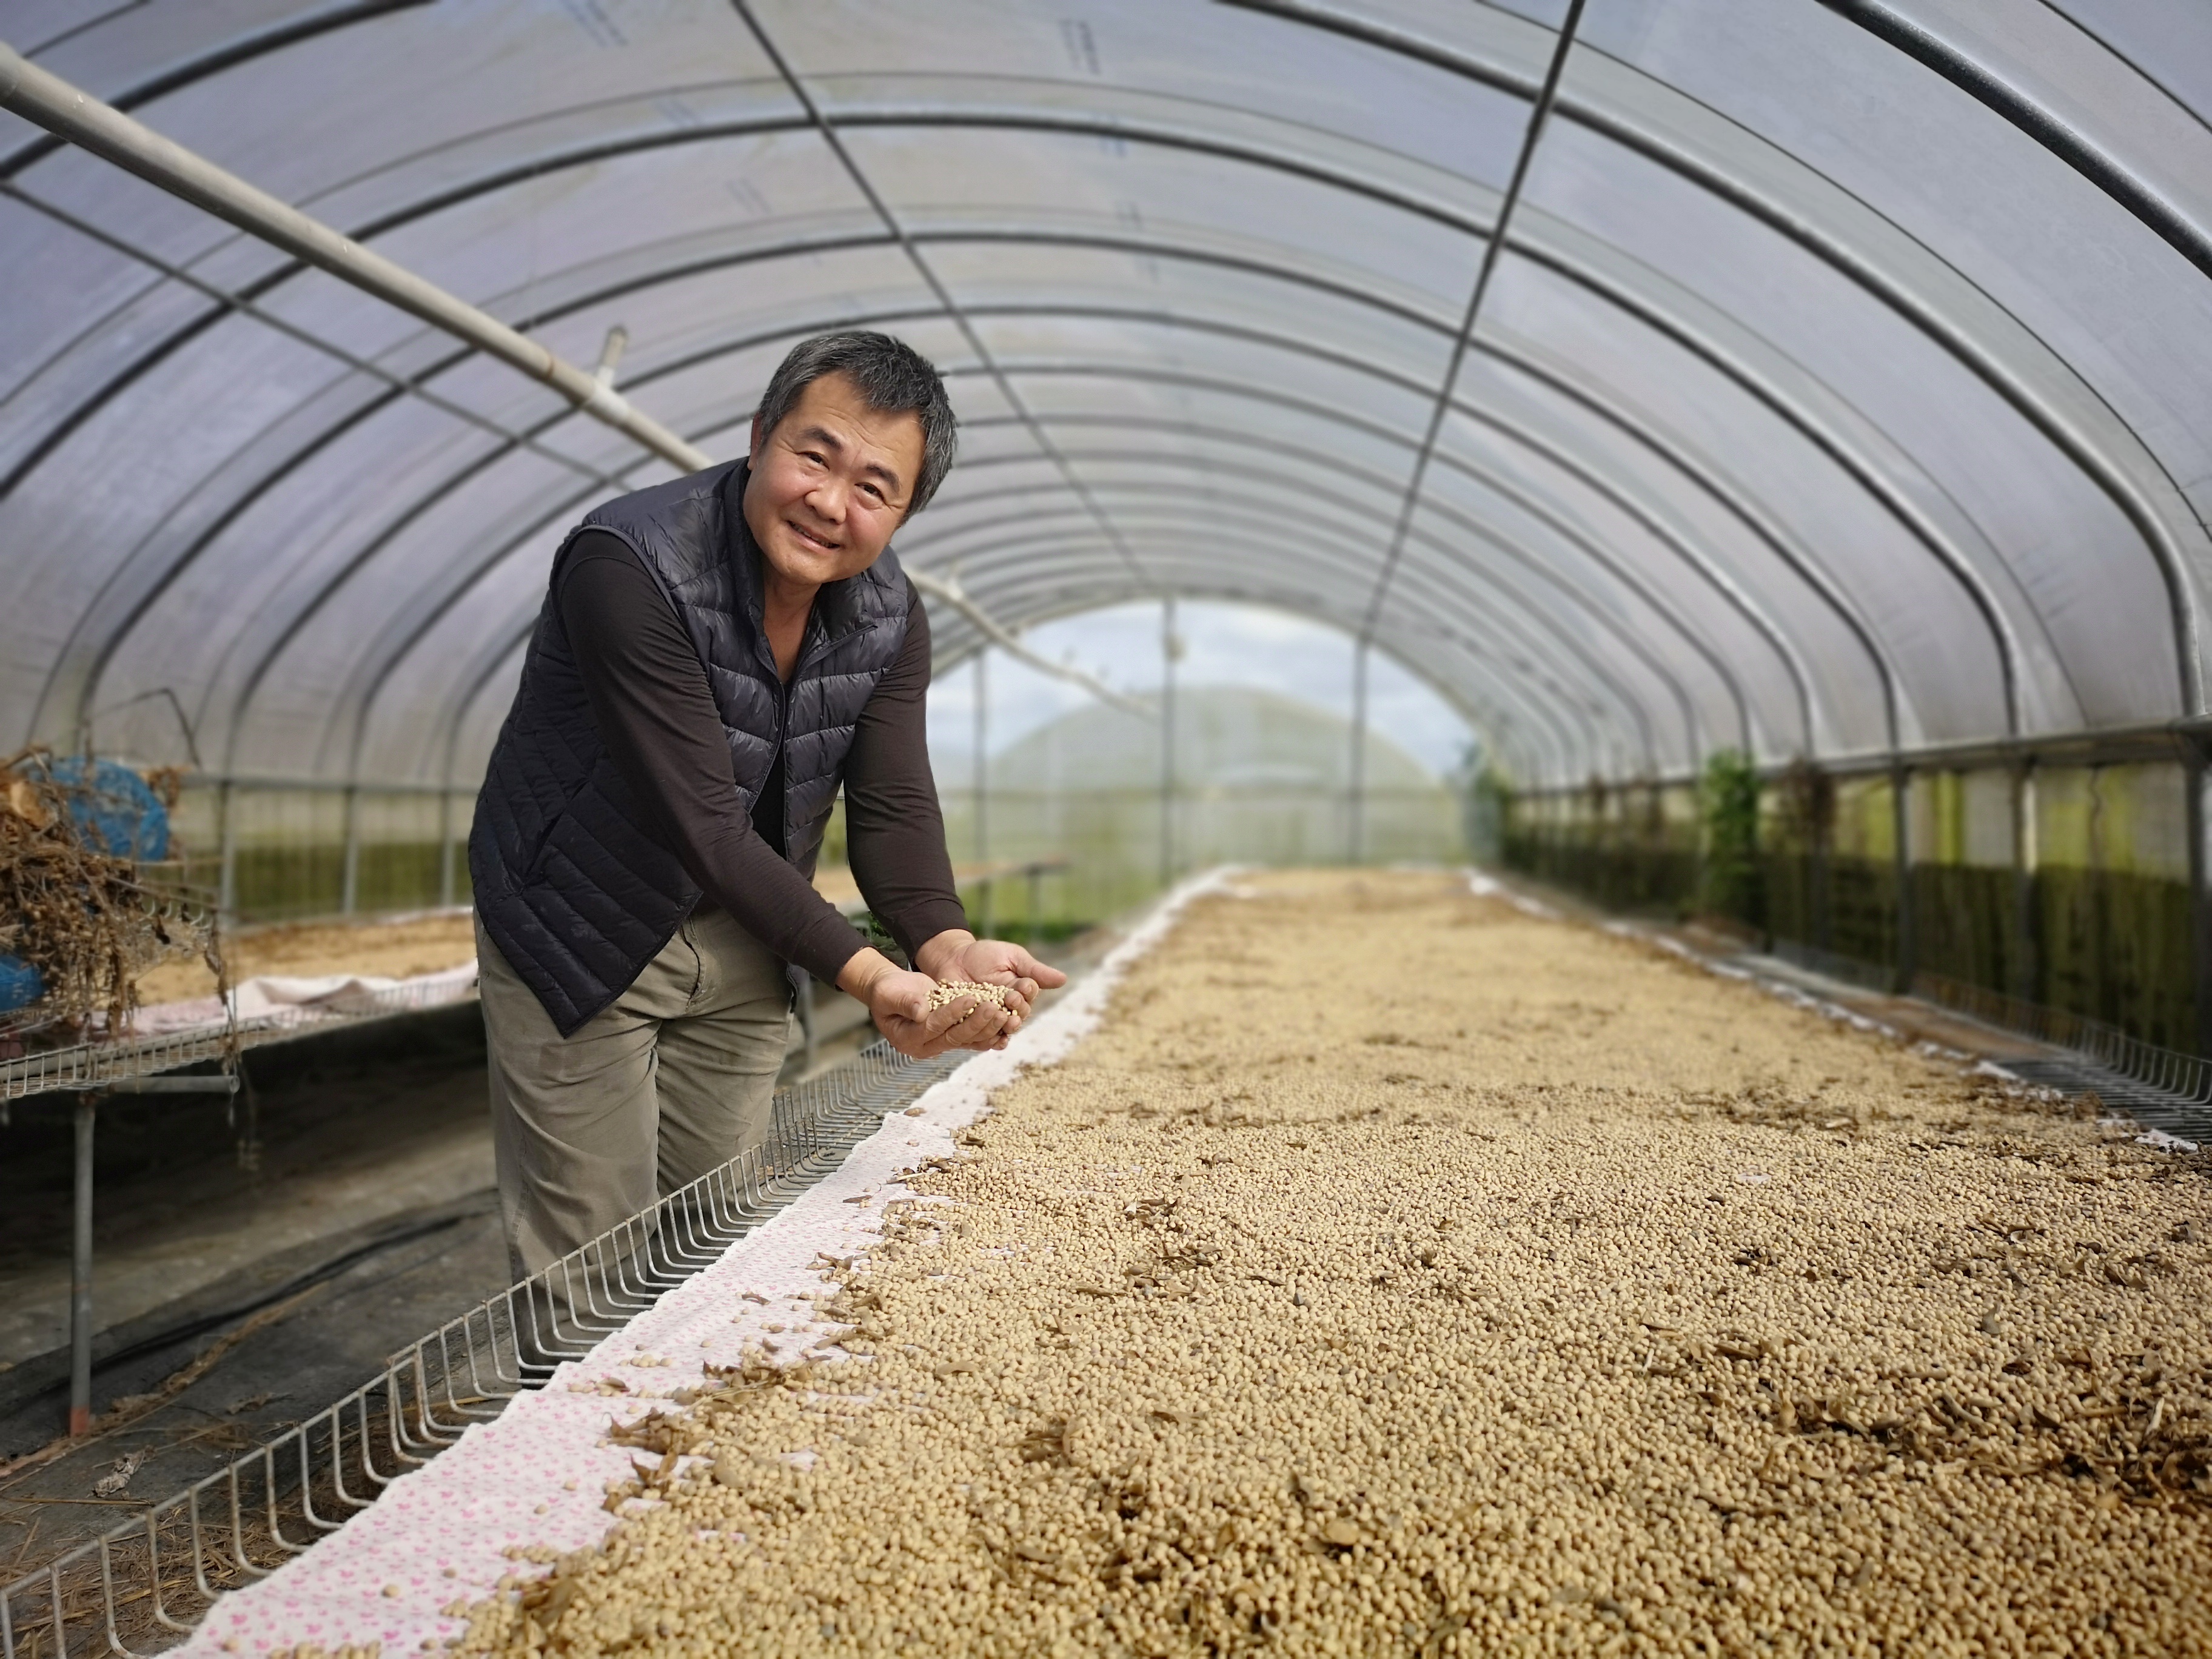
[925,980,1010,1013]
[462,870,2212,1656]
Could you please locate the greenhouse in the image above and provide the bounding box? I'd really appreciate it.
[1,2,2209,1653]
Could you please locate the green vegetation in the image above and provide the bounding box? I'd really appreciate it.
[1697,748,1762,927]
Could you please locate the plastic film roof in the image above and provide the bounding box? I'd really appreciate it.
[2,0,2208,791]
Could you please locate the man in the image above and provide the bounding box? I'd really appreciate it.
[469,330,1064,1279]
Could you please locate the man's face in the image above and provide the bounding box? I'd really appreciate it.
[743,372,925,591]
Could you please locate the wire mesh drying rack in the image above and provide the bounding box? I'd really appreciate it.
[1,1035,962,1659]
[1729,925,2207,1140]
[1,974,481,1107]
[1910,970,2212,1142]
[4,971,491,1437]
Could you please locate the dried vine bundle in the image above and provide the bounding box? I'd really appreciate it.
[1,748,214,1031]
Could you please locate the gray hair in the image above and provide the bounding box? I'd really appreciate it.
[754,330,958,512]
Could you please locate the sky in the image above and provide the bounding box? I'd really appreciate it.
[925,599,1478,780]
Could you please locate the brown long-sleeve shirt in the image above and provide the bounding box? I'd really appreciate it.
[555,531,967,985]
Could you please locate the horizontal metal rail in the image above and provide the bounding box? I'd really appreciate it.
[1,1034,960,1658]
[1912,970,2209,1100]
[0,42,702,475]
[1505,716,2212,791]
[2,976,479,1105]
[1908,970,2211,1142]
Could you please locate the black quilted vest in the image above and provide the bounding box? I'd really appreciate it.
[469,460,911,1034]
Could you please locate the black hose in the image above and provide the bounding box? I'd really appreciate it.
[40,1201,491,1401]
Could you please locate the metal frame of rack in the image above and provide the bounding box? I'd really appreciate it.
[1717,908,2207,1136]
[1908,970,2212,1139]
[1911,970,2210,1102]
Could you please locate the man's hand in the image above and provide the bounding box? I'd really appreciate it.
[837,948,1015,1058]
[914,931,1070,1025]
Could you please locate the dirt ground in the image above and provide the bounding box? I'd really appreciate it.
[456,868,2212,1657]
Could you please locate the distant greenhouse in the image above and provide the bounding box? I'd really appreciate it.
[929,685,1464,925]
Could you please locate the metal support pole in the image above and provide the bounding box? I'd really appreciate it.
[973,652,993,939]
[438,786,457,909]
[2187,739,2212,1059]
[1349,637,1371,865]
[2085,763,2111,1022]
[799,977,817,1075]
[340,783,360,916]
[238,1066,261,1173]
[1751,767,1768,948]
[62,1073,237,1436]
[1027,862,1045,952]
[69,1095,95,1437]
[216,776,238,928]
[2012,762,2040,1005]
[0,43,705,472]
[1159,597,1179,887]
[914,570,1142,712]
[1891,760,1917,993]
[972,652,988,868]
[1812,765,1834,958]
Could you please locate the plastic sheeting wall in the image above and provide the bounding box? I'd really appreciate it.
[4,1,2208,791]
[1,1,2208,1030]
[1501,757,2196,1053]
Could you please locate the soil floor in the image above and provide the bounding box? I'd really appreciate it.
[457,870,2212,1657]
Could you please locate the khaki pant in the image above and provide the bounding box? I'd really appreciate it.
[476,908,791,1279]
